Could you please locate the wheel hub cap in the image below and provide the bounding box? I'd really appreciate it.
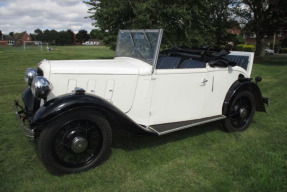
[239,107,248,119]
[71,136,88,153]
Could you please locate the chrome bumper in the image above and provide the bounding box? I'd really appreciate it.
[14,100,34,138]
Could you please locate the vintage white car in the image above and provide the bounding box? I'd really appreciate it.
[15,29,269,175]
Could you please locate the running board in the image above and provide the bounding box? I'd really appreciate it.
[148,115,226,135]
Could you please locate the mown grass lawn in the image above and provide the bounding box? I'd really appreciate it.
[0,46,286,192]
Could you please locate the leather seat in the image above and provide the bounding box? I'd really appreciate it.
[156,56,181,69]
[225,55,249,70]
[178,59,206,68]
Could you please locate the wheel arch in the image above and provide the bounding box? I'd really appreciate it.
[31,93,155,136]
[223,80,266,116]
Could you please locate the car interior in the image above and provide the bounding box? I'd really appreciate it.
[156,48,249,70]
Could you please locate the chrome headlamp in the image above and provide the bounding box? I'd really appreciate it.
[25,68,38,86]
[31,76,52,100]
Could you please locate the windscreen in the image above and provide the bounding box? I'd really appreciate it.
[115,30,161,65]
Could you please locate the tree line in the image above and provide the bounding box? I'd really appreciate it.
[84,0,287,57]
[31,29,104,45]
[2,0,286,56]
[0,29,103,46]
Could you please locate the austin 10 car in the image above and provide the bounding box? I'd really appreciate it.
[15,29,269,175]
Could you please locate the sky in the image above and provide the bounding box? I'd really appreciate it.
[0,0,94,34]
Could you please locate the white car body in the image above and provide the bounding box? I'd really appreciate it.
[38,30,254,134]
[16,29,268,175]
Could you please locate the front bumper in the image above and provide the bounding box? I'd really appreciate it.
[14,100,34,138]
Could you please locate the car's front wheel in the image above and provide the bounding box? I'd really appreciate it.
[223,91,256,132]
[38,109,112,175]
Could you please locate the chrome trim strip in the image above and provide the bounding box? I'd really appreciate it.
[149,115,226,135]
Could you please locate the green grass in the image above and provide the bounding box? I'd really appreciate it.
[0,46,286,192]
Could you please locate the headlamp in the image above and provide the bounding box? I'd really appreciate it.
[25,68,38,86]
[31,76,52,100]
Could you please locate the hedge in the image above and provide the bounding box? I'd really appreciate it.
[235,44,256,52]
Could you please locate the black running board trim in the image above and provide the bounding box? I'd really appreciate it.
[148,115,226,135]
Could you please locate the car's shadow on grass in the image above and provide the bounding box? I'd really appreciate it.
[111,121,225,151]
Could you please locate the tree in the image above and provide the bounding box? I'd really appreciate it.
[84,0,216,49]
[40,29,58,44]
[209,0,238,47]
[76,29,90,43]
[9,32,14,36]
[34,29,43,41]
[0,30,3,39]
[234,0,287,57]
[67,29,75,44]
[55,30,75,45]
[234,34,246,45]
[49,30,58,45]
[43,29,50,42]
[90,29,103,40]
[55,31,69,45]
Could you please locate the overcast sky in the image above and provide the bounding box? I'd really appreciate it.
[0,0,94,34]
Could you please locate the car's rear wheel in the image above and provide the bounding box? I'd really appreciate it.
[223,91,256,132]
[38,109,112,175]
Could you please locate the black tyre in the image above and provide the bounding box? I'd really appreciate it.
[38,109,112,175]
[223,91,256,132]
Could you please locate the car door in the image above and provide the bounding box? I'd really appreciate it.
[148,67,208,126]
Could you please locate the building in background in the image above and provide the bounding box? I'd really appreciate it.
[0,31,32,46]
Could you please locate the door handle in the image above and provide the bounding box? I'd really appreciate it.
[201,78,208,83]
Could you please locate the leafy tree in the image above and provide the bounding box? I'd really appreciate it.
[9,32,14,36]
[55,30,75,45]
[84,0,216,49]
[90,29,103,40]
[40,29,58,44]
[29,33,36,41]
[32,29,74,45]
[234,34,246,45]
[43,29,50,42]
[49,30,58,45]
[67,29,75,44]
[55,31,68,45]
[34,29,43,41]
[0,30,3,39]
[76,29,90,43]
[234,0,287,57]
[34,29,42,34]
[209,0,238,47]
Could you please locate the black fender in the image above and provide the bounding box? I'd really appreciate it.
[31,92,156,135]
[223,79,266,115]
